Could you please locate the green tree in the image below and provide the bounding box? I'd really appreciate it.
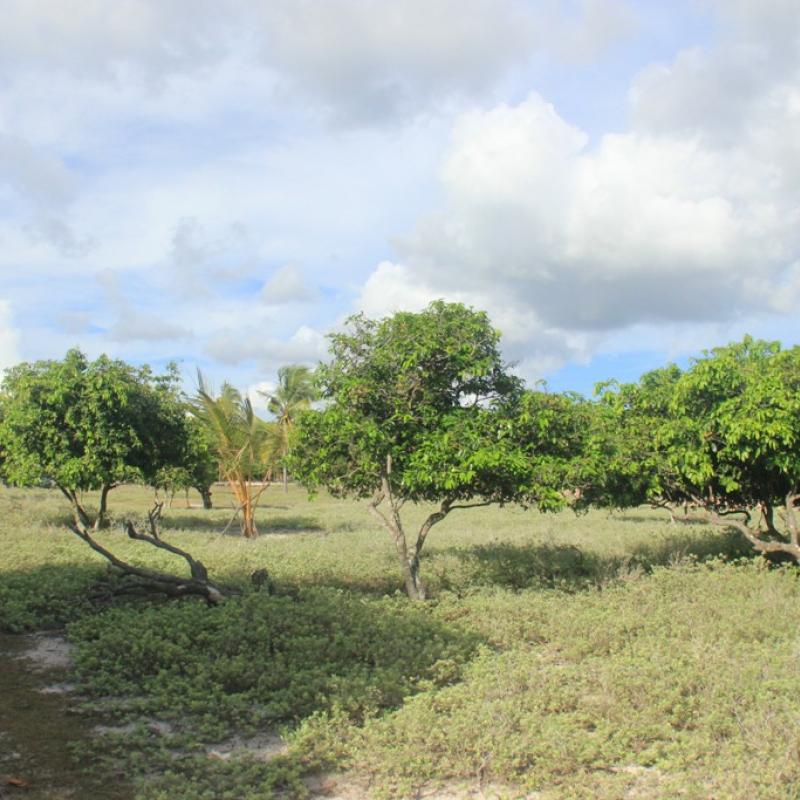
[154,417,217,509]
[0,349,188,528]
[260,364,316,492]
[290,301,581,599]
[595,337,800,558]
[0,351,230,603]
[589,364,684,514]
[192,376,274,538]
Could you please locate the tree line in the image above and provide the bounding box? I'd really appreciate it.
[1,301,798,601]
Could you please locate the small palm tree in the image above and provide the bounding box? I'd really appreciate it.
[260,365,316,492]
[192,373,274,538]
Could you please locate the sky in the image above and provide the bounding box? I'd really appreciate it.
[1,0,798,408]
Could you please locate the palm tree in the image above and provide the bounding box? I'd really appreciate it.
[192,374,275,538]
[260,365,316,492]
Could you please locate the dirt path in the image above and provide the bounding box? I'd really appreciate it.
[0,632,133,800]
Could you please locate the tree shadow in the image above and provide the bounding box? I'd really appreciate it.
[65,584,483,725]
[432,527,756,593]
[0,562,103,632]
[152,514,324,535]
[616,512,708,526]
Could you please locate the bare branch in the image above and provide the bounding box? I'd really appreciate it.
[68,516,229,604]
[414,498,454,559]
[447,501,493,512]
[707,509,800,560]
[124,520,209,583]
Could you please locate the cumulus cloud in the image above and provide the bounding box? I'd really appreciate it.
[0,300,22,375]
[356,5,800,371]
[631,0,800,145]
[0,0,636,125]
[0,133,90,255]
[261,265,317,305]
[97,270,192,343]
[204,324,327,368]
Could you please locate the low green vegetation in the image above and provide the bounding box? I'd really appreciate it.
[3,483,798,799]
[3,305,800,798]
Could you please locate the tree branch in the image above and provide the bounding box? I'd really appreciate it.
[447,501,493,512]
[414,498,453,559]
[68,508,229,604]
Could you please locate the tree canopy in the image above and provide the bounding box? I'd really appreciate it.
[290,301,584,598]
[0,349,191,528]
[593,337,800,557]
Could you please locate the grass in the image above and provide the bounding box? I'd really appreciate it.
[1,482,798,798]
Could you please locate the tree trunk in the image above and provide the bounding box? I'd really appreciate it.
[70,503,232,604]
[282,466,288,494]
[241,499,258,538]
[401,555,427,600]
[199,486,213,509]
[93,484,112,530]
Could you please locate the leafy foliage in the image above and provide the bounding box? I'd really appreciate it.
[259,364,316,491]
[0,349,190,526]
[153,417,217,509]
[291,301,584,598]
[192,376,277,537]
[593,337,800,557]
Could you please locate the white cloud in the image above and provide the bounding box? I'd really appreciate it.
[0,300,21,375]
[261,265,317,305]
[108,311,191,343]
[0,0,230,79]
[356,261,441,319]
[356,63,800,369]
[0,0,637,126]
[204,324,326,368]
[0,133,90,256]
[251,0,537,124]
[97,270,192,343]
[539,0,636,63]
[246,380,277,415]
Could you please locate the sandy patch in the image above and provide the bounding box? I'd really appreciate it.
[38,682,77,695]
[94,720,174,737]
[15,633,74,671]
[303,775,540,800]
[206,732,287,761]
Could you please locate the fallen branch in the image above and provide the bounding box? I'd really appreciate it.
[68,502,232,604]
[666,496,800,562]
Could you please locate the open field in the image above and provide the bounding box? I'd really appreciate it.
[2,483,799,799]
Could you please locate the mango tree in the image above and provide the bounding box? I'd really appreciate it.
[0,349,228,602]
[596,337,800,559]
[0,349,189,528]
[290,301,583,599]
[154,416,217,509]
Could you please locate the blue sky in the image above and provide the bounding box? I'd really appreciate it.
[1,0,798,406]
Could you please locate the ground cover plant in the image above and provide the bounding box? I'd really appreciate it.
[3,482,798,799]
